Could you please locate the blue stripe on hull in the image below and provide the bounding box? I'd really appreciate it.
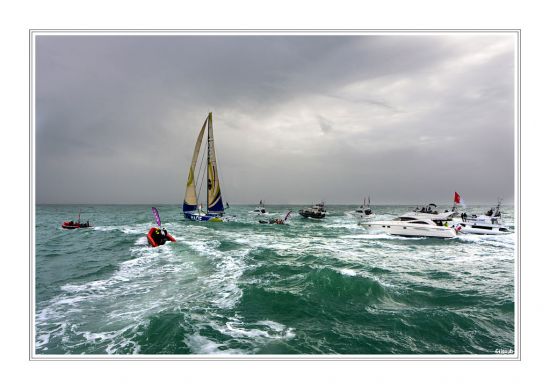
[184,212,221,222]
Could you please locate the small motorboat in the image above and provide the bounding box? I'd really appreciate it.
[147,227,176,247]
[350,196,375,220]
[252,200,268,215]
[61,210,91,229]
[61,220,91,229]
[360,217,459,238]
[299,202,326,219]
[148,207,177,247]
[259,211,291,225]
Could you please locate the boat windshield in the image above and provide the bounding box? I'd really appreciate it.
[397,217,416,221]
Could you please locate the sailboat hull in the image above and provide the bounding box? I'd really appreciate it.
[184,212,223,222]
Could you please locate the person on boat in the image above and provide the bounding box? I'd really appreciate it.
[153,228,165,245]
[161,229,169,244]
[486,209,493,217]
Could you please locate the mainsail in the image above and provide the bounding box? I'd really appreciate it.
[183,117,208,213]
[183,112,224,218]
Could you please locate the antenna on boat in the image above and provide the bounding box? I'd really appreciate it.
[496,197,503,213]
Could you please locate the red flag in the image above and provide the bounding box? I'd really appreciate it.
[454,192,461,204]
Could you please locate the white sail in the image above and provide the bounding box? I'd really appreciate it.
[183,117,208,212]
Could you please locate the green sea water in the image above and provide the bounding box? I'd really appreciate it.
[34,204,516,355]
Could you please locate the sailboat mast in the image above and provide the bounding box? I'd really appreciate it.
[206,112,212,211]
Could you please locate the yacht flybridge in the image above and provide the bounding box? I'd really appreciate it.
[400,203,457,222]
[361,216,459,238]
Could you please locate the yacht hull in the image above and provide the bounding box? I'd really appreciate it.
[456,223,510,235]
[362,221,457,238]
[299,211,325,219]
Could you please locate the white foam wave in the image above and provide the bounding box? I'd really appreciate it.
[457,233,516,249]
[185,334,244,355]
[93,224,151,235]
[215,318,295,342]
[35,235,198,354]
[348,232,426,241]
[339,268,357,276]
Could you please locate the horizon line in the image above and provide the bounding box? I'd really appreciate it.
[35,202,514,206]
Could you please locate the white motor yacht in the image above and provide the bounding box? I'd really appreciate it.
[351,197,375,220]
[252,200,268,215]
[299,202,326,219]
[360,216,458,238]
[454,200,510,235]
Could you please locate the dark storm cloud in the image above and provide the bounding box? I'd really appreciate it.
[35,34,516,204]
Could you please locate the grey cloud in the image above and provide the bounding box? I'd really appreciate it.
[35,34,516,205]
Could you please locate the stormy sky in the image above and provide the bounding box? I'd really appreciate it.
[35,34,516,205]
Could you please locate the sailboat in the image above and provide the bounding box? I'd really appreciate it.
[182,112,225,222]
